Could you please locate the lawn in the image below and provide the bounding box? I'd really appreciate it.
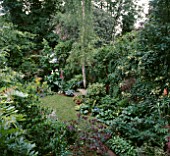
[40,94,78,121]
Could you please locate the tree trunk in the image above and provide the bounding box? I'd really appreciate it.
[82,63,86,88]
[81,0,87,88]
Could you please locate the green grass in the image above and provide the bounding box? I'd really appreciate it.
[40,94,78,121]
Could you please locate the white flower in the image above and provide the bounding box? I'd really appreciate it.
[49,58,58,63]
[11,90,28,98]
[50,53,55,58]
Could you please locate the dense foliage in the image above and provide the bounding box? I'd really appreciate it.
[1,0,62,37]
[1,0,170,155]
[0,67,71,155]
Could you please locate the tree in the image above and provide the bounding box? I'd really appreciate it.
[0,0,62,38]
[56,0,139,42]
[60,0,94,88]
[94,0,139,41]
[0,16,36,71]
[138,0,170,85]
[80,0,94,88]
[54,0,81,40]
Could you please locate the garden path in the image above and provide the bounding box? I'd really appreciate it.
[74,88,87,96]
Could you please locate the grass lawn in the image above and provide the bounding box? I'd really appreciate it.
[40,94,78,121]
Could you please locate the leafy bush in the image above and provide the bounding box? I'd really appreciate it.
[25,114,70,156]
[92,32,138,97]
[40,39,73,92]
[65,74,83,91]
[54,40,72,69]
[0,50,8,68]
[0,95,38,156]
[88,45,112,83]
[93,96,129,123]
[11,86,70,156]
[49,121,70,155]
[79,104,90,115]
[0,17,36,72]
[77,83,106,114]
[40,39,58,73]
[26,78,51,97]
[18,58,39,78]
[45,69,62,92]
[107,136,137,156]
[86,83,106,98]
[110,98,168,147]
[0,67,70,155]
[0,68,24,88]
[137,143,166,156]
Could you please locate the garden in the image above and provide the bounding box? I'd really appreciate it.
[0,0,170,155]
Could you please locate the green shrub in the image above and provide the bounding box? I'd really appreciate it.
[49,121,71,156]
[65,74,83,91]
[11,89,70,156]
[107,136,137,156]
[87,83,106,98]
[0,95,38,156]
[0,67,70,155]
[93,96,129,124]
[45,69,61,92]
[0,17,36,72]
[110,98,168,147]
[137,143,166,156]
[0,50,8,68]
[78,83,106,115]
[25,115,70,156]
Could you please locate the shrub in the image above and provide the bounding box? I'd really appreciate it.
[107,136,137,156]
[137,143,166,156]
[0,17,36,74]
[93,96,129,124]
[65,74,83,91]
[0,67,70,155]
[11,88,70,156]
[77,83,106,115]
[0,94,38,156]
[110,98,168,148]
[87,83,106,98]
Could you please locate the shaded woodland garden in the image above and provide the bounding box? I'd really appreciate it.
[0,0,170,155]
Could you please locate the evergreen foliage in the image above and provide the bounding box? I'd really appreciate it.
[0,0,62,37]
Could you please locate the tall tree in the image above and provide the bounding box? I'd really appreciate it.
[80,0,94,88]
[138,0,170,88]
[81,0,87,88]
[94,0,139,41]
[0,0,62,37]
[56,0,138,42]
[61,0,94,88]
